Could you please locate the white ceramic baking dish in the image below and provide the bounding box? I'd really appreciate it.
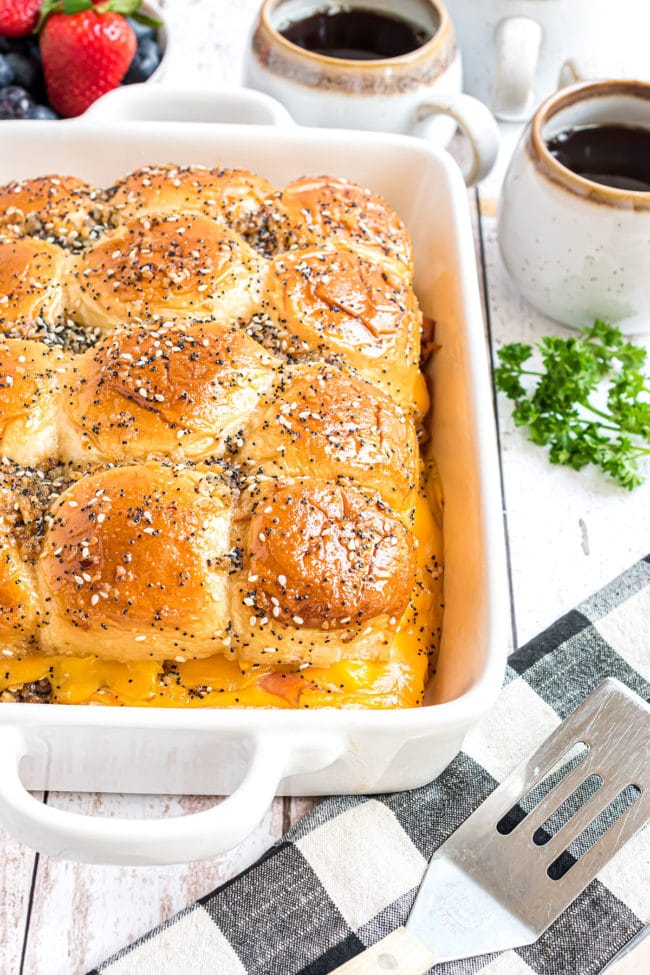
[0,88,508,865]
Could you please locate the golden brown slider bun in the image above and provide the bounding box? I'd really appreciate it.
[69,212,267,331]
[240,363,419,517]
[0,524,39,654]
[37,462,233,662]
[230,479,416,667]
[271,176,414,275]
[0,340,69,464]
[59,319,279,463]
[108,164,274,236]
[0,236,66,330]
[260,248,422,410]
[0,175,103,246]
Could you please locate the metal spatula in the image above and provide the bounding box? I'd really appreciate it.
[332,678,650,974]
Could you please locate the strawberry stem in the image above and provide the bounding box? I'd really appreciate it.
[62,0,93,14]
[35,0,161,31]
[97,0,161,23]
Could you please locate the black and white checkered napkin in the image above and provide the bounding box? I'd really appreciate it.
[91,555,650,975]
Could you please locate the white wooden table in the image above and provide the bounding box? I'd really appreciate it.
[2,2,649,972]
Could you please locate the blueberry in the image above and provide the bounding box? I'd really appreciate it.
[0,85,34,119]
[0,55,14,88]
[123,37,161,84]
[4,52,37,91]
[126,17,156,42]
[30,104,58,120]
[0,38,11,55]
[23,37,42,62]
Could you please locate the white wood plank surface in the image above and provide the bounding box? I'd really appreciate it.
[1,1,648,973]
[20,793,286,975]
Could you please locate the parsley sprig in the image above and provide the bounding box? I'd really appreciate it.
[494,321,650,490]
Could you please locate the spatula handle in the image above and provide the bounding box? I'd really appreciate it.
[330,927,436,974]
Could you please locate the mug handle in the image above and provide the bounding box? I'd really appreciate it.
[491,16,543,121]
[411,93,500,185]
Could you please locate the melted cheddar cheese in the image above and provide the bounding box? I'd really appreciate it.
[0,496,443,709]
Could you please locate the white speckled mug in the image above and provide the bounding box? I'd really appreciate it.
[498,80,650,334]
[445,0,648,121]
[244,0,499,185]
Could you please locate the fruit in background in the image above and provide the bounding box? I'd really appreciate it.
[5,49,37,87]
[0,0,162,119]
[39,1,139,117]
[0,53,12,84]
[123,33,160,83]
[0,82,32,116]
[0,0,42,37]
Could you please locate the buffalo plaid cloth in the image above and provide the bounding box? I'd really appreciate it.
[90,555,650,975]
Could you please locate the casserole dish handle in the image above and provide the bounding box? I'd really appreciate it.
[0,728,342,864]
[83,85,295,126]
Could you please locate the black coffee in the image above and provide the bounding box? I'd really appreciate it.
[279,8,431,61]
[546,124,650,192]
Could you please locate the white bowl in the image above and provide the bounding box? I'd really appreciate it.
[0,88,508,865]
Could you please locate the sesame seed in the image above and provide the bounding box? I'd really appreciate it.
[91,594,99,606]
[135,635,146,642]
[293,615,304,625]
[278,574,287,587]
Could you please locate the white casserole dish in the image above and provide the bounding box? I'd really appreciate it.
[0,88,508,865]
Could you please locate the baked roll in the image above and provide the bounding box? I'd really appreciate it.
[58,318,279,463]
[37,462,233,662]
[0,236,67,329]
[266,176,414,275]
[240,362,419,518]
[0,161,442,711]
[0,339,69,464]
[0,175,103,247]
[108,164,274,237]
[230,479,417,667]
[0,522,39,654]
[68,212,267,330]
[259,247,422,410]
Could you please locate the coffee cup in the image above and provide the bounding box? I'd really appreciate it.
[445,0,648,121]
[498,80,650,335]
[244,0,499,185]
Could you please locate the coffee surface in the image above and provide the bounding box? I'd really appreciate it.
[546,124,650,192]
[279,8,431,60]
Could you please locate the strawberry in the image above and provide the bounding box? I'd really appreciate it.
[0,0,42,37]
[38,0,158,118]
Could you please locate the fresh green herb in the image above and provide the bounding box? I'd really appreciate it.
[494,321,650,490]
